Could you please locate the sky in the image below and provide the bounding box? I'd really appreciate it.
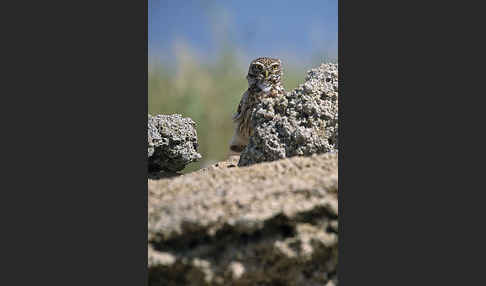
[149,0,338,67]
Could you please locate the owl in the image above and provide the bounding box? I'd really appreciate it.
[229,57,285,153]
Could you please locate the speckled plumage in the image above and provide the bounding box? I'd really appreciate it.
[229,57,286,152]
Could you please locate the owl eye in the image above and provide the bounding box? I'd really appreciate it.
[272,65,279,71]
[252,64,263,71]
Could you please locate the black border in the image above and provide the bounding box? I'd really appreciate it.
[338,0,343,284]
[8,1,149,285]
[338,0,475,284]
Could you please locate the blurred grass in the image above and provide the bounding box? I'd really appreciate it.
[148,48,306,173]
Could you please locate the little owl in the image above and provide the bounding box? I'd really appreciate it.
[229,57,285,153]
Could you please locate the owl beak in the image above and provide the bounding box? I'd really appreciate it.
[265,70,269,78]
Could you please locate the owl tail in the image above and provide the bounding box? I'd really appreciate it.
[229,124,250,153]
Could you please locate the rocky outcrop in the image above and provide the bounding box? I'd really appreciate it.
[239,63,338,167]
[148,114,202,173]
[148,153,338,286]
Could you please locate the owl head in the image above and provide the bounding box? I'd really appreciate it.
[247,57,282,92]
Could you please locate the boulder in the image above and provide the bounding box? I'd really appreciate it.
[148,153,338,286]
[239,63,338,166]
[148,114,201,173]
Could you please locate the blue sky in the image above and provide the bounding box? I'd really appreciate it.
[149,0,338,66]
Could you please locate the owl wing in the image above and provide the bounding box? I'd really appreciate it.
[233,90,249,122]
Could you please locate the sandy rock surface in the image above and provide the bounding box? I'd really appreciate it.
[239,63,338,166]
[148,114,202,173]
[148,153,338,286]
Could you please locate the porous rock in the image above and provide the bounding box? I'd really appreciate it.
[148,114,201,173]
[148,153,338,286]
[239,63,338,166]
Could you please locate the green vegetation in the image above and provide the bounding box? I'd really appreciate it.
[149,50,313,172]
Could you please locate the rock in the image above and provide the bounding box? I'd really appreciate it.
[148,114,202,173]
[239,63,338,166]
[148,153,338,286]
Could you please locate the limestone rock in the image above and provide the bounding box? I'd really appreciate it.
[239,63,338,166]
[148,153,338,286]
[148,114,202,173]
